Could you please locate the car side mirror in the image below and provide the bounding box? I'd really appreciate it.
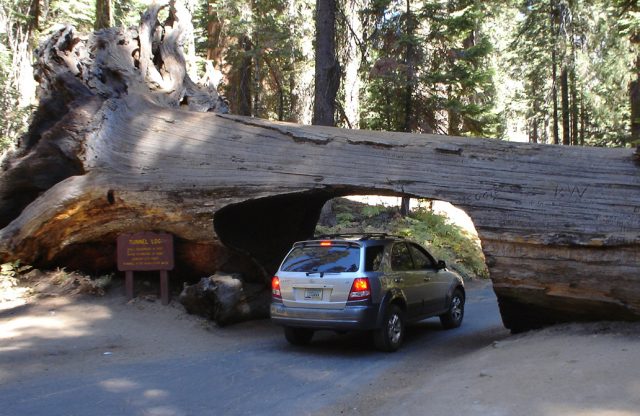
[436,260,446,270]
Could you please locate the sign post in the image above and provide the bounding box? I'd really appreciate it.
[117,232,174,305]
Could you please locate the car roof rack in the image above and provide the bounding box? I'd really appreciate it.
[313,232,404,241]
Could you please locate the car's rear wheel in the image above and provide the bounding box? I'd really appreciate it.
[284,327,314,345]
[440,288,465,329]
[373,304,405,352]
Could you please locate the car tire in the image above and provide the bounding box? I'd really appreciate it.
[284,327,314,345]
[373,304,405,352]
[440,288,465,329]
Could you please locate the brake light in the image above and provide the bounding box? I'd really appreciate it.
[272,276,282,299]
[348,278,371,301]
[320,241,332,246]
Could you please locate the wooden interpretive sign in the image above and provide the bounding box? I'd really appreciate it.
[117,232,174,305]
[117,232,174,271]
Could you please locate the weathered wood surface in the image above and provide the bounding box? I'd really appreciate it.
[2,94,639,330]
[0,6,639,331]
[179,273,270,325]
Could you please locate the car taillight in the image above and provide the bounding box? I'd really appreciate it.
[348,277,371,301]
[272,276,282,299]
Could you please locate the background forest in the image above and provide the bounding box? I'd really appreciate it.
[1,0,638,152]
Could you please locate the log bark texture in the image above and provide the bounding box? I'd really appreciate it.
[0,7,639,331]
[179,273,270,325]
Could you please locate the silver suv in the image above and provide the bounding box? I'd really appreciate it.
[270,233,465,351]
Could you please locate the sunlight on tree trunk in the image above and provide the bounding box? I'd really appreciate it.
[552,47,560,145]
[313,0,339,126]
[561,66,570,146]
[341,0,362,129]
[631,56,640,145]
[286,0,314,124]
[95,0,113,30]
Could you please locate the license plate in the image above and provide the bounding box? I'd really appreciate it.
[304,288,323,300]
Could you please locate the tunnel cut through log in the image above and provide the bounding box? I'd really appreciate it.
[213,190,334,280]
[1,96,638,332]
[0,15,639,332]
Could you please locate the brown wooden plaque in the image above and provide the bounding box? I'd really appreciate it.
[117,232,174,271]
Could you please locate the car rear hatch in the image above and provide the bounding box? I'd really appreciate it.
[277,241,362,310]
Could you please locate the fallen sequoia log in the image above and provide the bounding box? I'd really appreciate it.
[0,3,639,331]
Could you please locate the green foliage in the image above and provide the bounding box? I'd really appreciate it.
[0,0,147,152]
[0,48,30,152]
[43,0,143,32]
[315,199,488,280]
[361,204,385,218]
[0,0,636,149]
[113,0,147,28]
[506,0,636,146]
[361,0,498,137]
[336,212,355,225]
[196,0,314,120]
[393,207,489,280]
[1,260,32,278]
[0,0,31,151]
[47,0,95,32]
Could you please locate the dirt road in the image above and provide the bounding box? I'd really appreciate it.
[1,280,639,416]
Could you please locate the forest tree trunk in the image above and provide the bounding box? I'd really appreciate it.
[580,95,586,146]
[312,0,339,126]
[95,0,113,30]
[552,48,560,145]
[561,66,570,146]
[400,0,416,217]
[530,119,538,144]
[238,35,252,116]
[631,57,640,144]
[341,0,363,129]
[206,5,224,64]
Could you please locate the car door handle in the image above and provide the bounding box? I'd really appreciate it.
[423,277,431,282]
[394,278,403,283]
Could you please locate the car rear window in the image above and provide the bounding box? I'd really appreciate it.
[281,245,360,273]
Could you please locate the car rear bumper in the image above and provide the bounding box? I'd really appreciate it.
[270,302,379,330]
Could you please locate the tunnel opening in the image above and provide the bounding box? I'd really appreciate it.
[213,190,490,285]
[213,190,340,283]
[315,195,490,281]
[210,189,501,335]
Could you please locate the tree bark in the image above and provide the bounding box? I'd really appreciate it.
[552,48,560,145]
[629,18,639,149]
[530,119,538,144]
[179,273,270,325]
[312,0,339,126]
[1,9,639,333]
[570,44,579,146]
[401,1,416,217]
[447,86,460,136]
[399,197,411,217]
[403,0,414,134]
[95,0,113,30]
[571,75,579,146]
[341,0,363,129]
[206,4,224,64]
[631,57,640,144]
[580,94,585,146]
[237,35,252,116]
[561,66,570,146]
[569,4,579,146]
